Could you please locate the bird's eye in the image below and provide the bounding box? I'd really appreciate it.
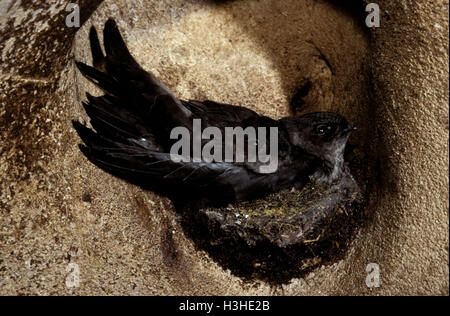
[315,124,331,135]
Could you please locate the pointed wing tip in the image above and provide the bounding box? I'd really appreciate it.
[72,119,87,134]
[104,19,119,37]
[105,18,117,27]
[77,143,98,162]
[78,143,88,152]
[74,61,89,72]
[72,120,95,145]
[72,119,84,130]
[85,92,94,101]
[89,25,97,36]
[75,61,97,75]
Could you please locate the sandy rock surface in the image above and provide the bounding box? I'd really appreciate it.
[0,0,448,295]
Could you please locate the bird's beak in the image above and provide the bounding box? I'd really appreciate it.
[344,126,357,134]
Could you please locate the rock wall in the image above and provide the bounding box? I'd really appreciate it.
[0,0,448,295]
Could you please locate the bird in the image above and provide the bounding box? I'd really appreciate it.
[72,19,357,207]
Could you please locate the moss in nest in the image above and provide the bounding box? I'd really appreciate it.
[230,181,334,219]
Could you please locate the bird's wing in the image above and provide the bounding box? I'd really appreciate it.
[181,99,262,125]
[73,120,243,201]
[180,99,285,175]
[73,19,239,200]
[75,19,193,143]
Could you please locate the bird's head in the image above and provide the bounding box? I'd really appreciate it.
[282,112,356,181]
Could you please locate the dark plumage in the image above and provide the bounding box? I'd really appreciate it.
[73,19,356,206]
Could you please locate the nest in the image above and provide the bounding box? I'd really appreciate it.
[178,166,365,283]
